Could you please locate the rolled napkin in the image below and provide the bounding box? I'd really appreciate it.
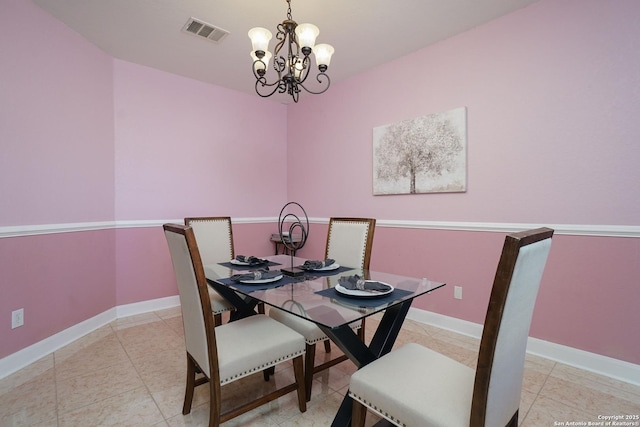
[301,258,335,270]
[230,269,281,282]
[235,255,267,265]
[338,275,392,292]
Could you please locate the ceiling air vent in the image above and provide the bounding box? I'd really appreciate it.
[182,17,229,43]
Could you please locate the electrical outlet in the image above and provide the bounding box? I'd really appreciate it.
[12,308,24,329]
[454,286,463,300]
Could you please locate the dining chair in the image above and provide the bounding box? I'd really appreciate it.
[184,217,236,325]
[163,224,307,427]
[348,227,554,427]
[269,217,376,401]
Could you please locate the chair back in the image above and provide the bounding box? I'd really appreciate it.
[164,224,219,381]
[325,217,376,270]
[471,227,553,427]
[185,217,234,263]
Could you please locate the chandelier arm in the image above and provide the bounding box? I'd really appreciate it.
[254,77,286,98]
[296,73,331,95]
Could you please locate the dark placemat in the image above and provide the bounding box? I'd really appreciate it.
[314,287,414,308]
[215,274,301,293]
[217,260,281,270]
[297,265,354,277]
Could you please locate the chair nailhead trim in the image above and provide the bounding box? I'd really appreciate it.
[350,392,406,427]
[306,324,360,345]
[219,349,305,385]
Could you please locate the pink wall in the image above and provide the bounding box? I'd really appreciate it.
[0,0,115,226]
[113,60,289,220]
[287,0,640,225]
[0,230,116,358]
[286,0,640,364]
[1,0,116,359]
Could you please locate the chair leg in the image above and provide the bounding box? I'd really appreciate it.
[304,343,316,402]
[324,339,331,353]
[352,399,367,427]
[292,355,307,413]
[182,355,197,415]
[358,318,366,341]
[263,366,275,381]
[209,377,221,427]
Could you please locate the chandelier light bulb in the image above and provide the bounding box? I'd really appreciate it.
[295,23,319,51]
[313,43,334,71]
[251,50,272,75]
[248,27,272,54]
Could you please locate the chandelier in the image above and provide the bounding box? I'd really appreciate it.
[248,0,334,103]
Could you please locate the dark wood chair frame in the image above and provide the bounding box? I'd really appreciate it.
[351,227,554,427]
[164,224,306,427]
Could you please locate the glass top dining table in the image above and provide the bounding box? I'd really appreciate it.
[204,254,446,426]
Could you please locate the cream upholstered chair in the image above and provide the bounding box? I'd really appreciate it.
[269,217,376,401]
[184,217,236,325]
[348,228,554,427]
[163,224,306,427]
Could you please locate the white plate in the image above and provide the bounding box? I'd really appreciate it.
[313,262,340,271]
[239,274,283,284]
[335,281,394,298]
[230,258,266,266]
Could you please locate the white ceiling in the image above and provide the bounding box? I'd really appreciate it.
[32,0,540,103]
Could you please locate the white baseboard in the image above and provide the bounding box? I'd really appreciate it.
[0,308,116,380]
[115,295,180,318]
[407,307,640,387]
[0,296,181,380]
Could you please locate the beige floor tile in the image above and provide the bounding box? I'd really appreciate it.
[163,315,185,337]
[53,325,114,364]
[521,357,554,395]
[58,386,164,427]
[539,373,640,417]
[151,382,209,420]
[0,354,53,395]
[521,395,596,426]
[54,332,130,382]
[0,366,57,427]
[279,390,344,427]
[131,346,185,393]
[56,360,144,414]
[551,362,640,397]
[4,308,638,426]
[518,388,539,422]
[116,321,184,361]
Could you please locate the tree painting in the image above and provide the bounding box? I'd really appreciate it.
[373,107,466,195]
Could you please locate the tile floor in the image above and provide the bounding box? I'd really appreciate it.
[2,306,639,426]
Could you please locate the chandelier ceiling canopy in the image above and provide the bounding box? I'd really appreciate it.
[248,0,334,103]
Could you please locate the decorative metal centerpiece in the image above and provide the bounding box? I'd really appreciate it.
[278,202,309,277]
